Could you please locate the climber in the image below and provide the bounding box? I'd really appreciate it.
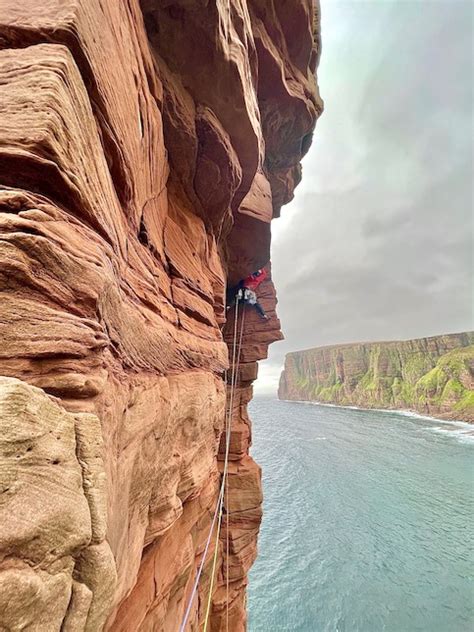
[227,269,269,319]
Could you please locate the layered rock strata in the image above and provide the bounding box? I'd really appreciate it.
[0,1,322,630]
[279,332,474,422]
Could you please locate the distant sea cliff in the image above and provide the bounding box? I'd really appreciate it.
[278,332,474,422]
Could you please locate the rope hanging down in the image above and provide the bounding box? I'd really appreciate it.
[203,304,246,632]
[226,304,245,632]
[178,297,245,632]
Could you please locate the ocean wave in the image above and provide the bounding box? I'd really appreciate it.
[280,398,471,426]
[429,426,474,443]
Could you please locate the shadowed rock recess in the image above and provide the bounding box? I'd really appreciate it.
[0,1,321,630]
[279,332,474,422]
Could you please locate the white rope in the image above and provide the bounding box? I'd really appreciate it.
[204,298,245,630]
[225,304,246,631]
[178,296,242,632]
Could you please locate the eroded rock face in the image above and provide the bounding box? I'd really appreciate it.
[0,1,321,629]
[0,378,116,631]
[279,332,474,422]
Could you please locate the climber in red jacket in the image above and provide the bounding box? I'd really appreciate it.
[227,269,269,319]
[242,268,267,292]
[242,269,269,319]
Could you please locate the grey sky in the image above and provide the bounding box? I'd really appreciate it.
[256,0,473,393]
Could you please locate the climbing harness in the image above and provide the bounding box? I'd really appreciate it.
[178,295,246,632]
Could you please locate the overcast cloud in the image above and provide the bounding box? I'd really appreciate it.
[256,0,473,393]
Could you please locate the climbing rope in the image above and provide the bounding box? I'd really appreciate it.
[202,303,246,632]
[178,295,245,632]
[203,300,245,631]
[226,304,245,632]
[202,486,225,630]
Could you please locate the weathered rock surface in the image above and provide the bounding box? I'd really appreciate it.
[0,1,321,630]
[0,377,116,631]
[279,332,474,422]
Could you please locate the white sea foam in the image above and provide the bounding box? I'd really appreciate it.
[281,398,471,426]
[454,433,474,445]
[429,426,474,443]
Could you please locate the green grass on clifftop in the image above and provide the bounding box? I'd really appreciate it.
[286,336,474,421]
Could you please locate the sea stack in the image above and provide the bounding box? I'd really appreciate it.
[0,1,322,630]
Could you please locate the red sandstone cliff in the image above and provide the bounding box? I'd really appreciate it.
[0,1,322,630]
[279,332,474,422]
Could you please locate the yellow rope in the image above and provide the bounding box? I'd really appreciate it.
[225,306,245,631]
[225,434,230,632]
[202,302,246,631]
[203,501,224,631]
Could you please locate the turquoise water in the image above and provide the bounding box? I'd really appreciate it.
[248,398,474,632]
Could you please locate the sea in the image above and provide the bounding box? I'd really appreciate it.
[247,397,474,632]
